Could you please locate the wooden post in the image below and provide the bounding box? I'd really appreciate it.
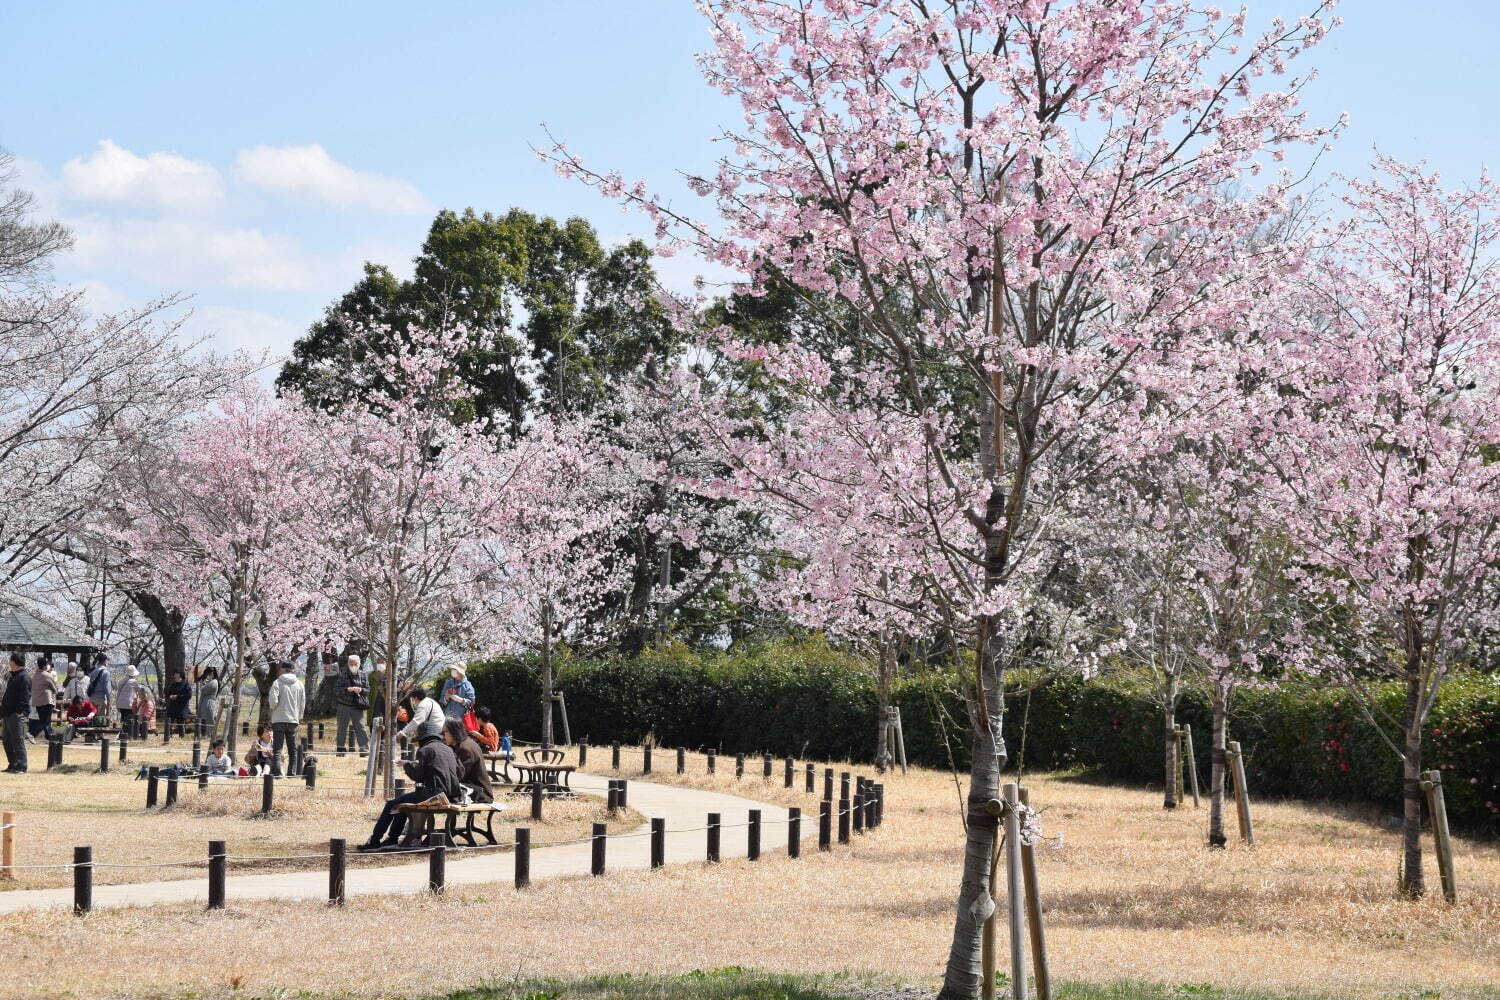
[853,782,865,834]
[784,757,794,789]
[208,840,226,910]
[819,800,832,851]
[261,772,274,815]
[590,822,606,876]
[530,782,543,821]
[643,745,653,774]
[677,746,686,775]
[198,768,208,790]
[165,772,178,807]
[514,828,531,889]
[118,735,128,763]
[73,846,92,915]
[707,750,716,774]
[191,739,202,770]
[1019,788,1051,1000]
[305,757,317,789]
[840,770,851,801]
[1002,783,1028,1000]
[607,783,620,816]
[875,783,885,827]
[616,779,628,809]
[579,740,588,767]
[1,811,14,880]
[893,706,909,774]
[98,738,109,773]
[1421,770,1457,904]
[805,762,815,794]
[748,809,761,860]
[611,742,620,771]
[788,806,801,858]
[328,838,346,905]
[864,783,877,828]
[735,753,745,779]
[1227,741,1254,845]
[1182,724,1201,809]
[707,812,721,863]
[762,752,772,779]
[824,767,834,801]
[427,831,446,894]
[1174,727,1186,805]
[146,767,159,808]
[650,817,665,869]
[838,796,851,844]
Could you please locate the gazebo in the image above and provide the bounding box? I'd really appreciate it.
[0,596,99,666]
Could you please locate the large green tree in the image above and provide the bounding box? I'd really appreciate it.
[278,208,677,435]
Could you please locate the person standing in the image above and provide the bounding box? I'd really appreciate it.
[439,665,476,721]
[163,670,192,736]
[115,665,142,737]
[63,662,88,703]
[29,656,60,741]
[267,661,304,776]
[3,653,30,773]
[86,654,112,726]
[196,666,220,735]
[334,654,369,757]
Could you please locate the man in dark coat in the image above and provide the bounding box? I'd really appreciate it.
[3,652,31,773]
[442,718,494,803]
[356,718,461,851]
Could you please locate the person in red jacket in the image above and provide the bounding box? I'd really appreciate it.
[63,695,96,742]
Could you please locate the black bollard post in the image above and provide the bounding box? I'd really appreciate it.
[165,772,178,807]
[650,817,665,869]
[304,757,317,789]
[47,736,60,770]
[840,771,850,801]
[865,783,877,828]
[706,812,720,863]
[514,828,530,889]
[208,840,226,910]
[119,734,128,764]
[784,757,793,789]
[73,846,92,914]
[191,740,201,769]
[98,738,109,773]
[579,740,588,767]
[607,784,619,816]
[643,745,652,774]
[707,751,716,774]
[805,762,814,794]
[261,772,274,814]
[838,796,851,844]
[163,721,170,745]
[616,779,628,809]
[819,800,832,851]
[611,742,620,771]
[329,838,346,905]
[530,782,543,821]
[824,767,834,801]
[748,809,761,861]
[241,720,249,737]
[762,752,772,779]
[427,832,446,895]
[146,767,159,808]
[852,783,864,834]
[676,746,685,775]
[198,768,208,790]
[735,753,745,779]
[318,721,325,741]
[591,822,606,876]
[788,806,801,858]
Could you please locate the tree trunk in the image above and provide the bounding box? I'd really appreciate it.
[1207,679,1229,849]
[1163,672,1180,809]
[127,590,186,685]
[875,635,894,771]
[226,603,247,757]
[540,601,555,747]
[937,628,1005,1000]
[1399,658,1425,897]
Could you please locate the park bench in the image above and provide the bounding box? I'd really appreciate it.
[482,750,514,784]
[79,727,121,744]
[511,747,575,798]
[395,800,510,847]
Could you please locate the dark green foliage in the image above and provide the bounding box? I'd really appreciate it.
[468,641,1500,834]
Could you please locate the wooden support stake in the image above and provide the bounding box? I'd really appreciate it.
[1002,783,1028,1000]
[208,840,226,910]
[1421,770,1458,904]
[1019,788,1051,1000]
[118,735,128,763]
[607,783,619,816]
[1,811,14,880]
[1182,724,1201,809]
[1174,727,1186,805]
[328,838,345,905]
[762,752,772,779]
[1227,741,1254,845]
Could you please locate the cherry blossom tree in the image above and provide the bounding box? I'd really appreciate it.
[551,2,1337,990]
[111,386,339,752]
[1268,158,1500,897]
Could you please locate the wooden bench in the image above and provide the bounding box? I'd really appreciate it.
[482,751,515,784]
[512,750,576,798]
[79,727,121,744]
[395,800,510,847]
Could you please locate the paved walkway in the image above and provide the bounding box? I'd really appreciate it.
[0,772,792,914]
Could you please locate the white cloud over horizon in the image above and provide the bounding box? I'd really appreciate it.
[236,143,429,214]
[61,139,224,212]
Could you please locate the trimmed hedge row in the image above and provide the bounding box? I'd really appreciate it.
[468,639,1500,833]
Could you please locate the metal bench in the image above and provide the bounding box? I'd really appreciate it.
[395,800,510,847]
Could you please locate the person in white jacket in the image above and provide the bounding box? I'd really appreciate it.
[398,684,442,744]
[267,662,305,776]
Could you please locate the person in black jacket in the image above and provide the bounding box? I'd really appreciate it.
[356,718,461,852]
[334,655,369,757]
[442,718,494,803]
[163,670,193,733]
[3,652,30,773]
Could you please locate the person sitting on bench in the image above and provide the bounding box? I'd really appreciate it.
[443,718,494,803]
[357,718,462,852]
[63,695,96,742]
[470,705,500,752]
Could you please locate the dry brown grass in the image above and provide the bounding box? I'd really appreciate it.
[3,745,1497,1000]
[0,740,633,888]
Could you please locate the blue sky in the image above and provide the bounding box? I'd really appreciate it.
[5,1,1497,358]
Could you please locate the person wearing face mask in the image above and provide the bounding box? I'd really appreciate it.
[439,664,475,722]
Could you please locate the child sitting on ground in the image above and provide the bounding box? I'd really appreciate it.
[245,723,275,775]
[204,738,233,775]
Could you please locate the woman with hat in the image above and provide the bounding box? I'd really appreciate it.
[439,664,475,721]
[116,665,142,736]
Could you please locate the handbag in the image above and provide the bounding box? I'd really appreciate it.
[463,710,479,732]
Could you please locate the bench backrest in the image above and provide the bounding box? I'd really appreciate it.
[523,747,564,765]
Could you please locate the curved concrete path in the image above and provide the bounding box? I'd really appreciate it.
[0,772,792,914]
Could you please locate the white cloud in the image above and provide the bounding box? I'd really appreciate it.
[182,304,301,359]
[60,140,223,211]
[68,214,318,292]
[236,144,428,214]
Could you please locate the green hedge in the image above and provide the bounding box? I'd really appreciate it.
[468,640,1500,834]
